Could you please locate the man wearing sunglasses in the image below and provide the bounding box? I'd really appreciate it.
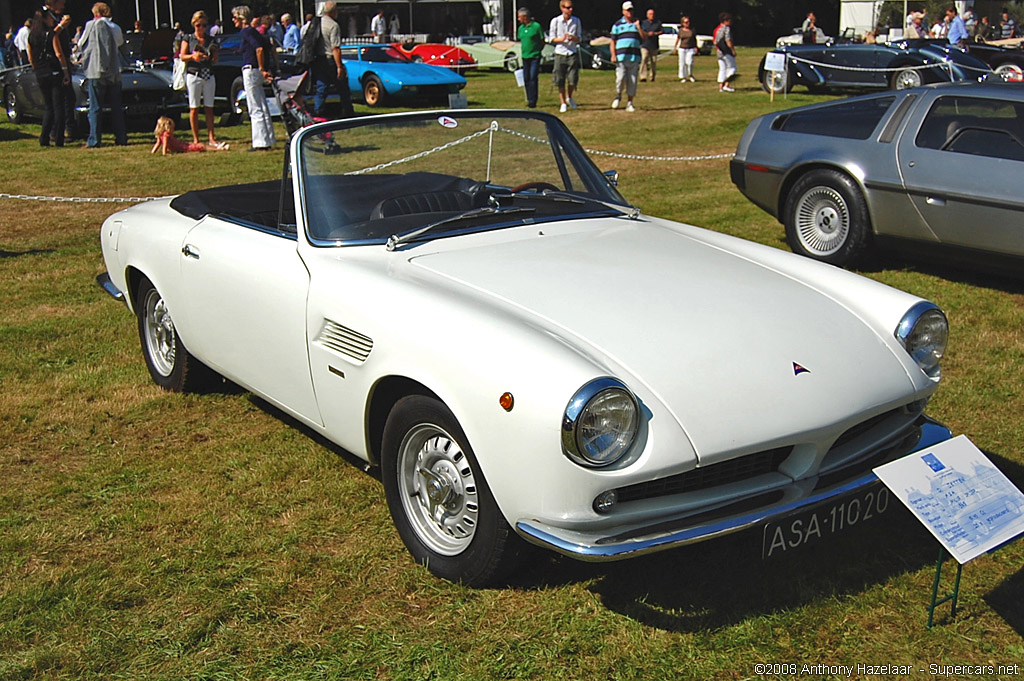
[548,0,580,113]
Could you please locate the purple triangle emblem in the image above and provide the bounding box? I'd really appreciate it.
[793,362,810,376]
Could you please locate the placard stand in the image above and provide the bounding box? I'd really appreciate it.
[926,547,963,628]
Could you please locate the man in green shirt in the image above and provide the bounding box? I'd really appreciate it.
[517,8,545,108]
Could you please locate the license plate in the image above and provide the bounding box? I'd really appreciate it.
[127,103,160,114]
[761,484,891,559]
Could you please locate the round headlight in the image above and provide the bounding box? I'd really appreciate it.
[895,302,947,378]
[562,378,639,467]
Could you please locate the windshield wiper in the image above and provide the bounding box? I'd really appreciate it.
[386,206,534,251]
[497,190,641,220]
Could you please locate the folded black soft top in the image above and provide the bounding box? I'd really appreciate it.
[169,180,284,225]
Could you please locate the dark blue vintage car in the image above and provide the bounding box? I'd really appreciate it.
[758,39,992,94]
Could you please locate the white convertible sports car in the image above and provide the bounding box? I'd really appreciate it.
[98,110,952,586]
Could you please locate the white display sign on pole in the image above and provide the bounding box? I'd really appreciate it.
[874,435,1024,564]
[763,52,786,102]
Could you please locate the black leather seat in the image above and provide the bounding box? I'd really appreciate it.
[371,191,474,220]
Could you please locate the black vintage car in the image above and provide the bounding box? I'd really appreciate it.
[759,39,993,94]
[2,53,187,130]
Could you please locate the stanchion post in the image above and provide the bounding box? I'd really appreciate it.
[926,547,963,628]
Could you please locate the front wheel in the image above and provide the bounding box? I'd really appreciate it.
[381,395,527,586]
[761,66,790,94]
[783,169,871,267]
[504,53,519,72]
[5,87,23,123]
[362,75,384,107]
[136,278,214,392]
[890,66,922,90]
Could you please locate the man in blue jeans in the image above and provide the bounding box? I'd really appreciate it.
[78,2,126,147]
[312,1,352,118]
[516,7,544,108]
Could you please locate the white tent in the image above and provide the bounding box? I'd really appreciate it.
[839,0,975,36]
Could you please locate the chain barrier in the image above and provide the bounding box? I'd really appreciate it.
[498,126,733,161]
[780,53,991,75]
[3,123,731,204]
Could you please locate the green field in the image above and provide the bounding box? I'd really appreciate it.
[2,48,1023,680]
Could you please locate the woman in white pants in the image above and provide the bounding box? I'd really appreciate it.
[231,5,276,150]
[675,15,697,81]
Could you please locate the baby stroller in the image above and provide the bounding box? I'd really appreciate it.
[270,71,339,151]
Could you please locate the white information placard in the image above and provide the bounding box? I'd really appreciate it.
[764,51,786,73]
[874,435,1024,564]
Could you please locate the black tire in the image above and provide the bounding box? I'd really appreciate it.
[783,169,871,267]
[135,278,214,392]
[362,75,384,107]
[225,76,245,124]
[381,395,527,586]
[890,66,922,90]
[5,87,22,124]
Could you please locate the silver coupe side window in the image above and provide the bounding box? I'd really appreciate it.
[915,96,1024,161]
[773,95,896,140]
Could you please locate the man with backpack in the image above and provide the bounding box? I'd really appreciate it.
[297,1,352,119]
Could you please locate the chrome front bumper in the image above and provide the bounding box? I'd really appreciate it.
[516,416,952,561]
[96,273,124,301]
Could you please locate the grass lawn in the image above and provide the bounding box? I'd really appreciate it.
[2,48,1023,680]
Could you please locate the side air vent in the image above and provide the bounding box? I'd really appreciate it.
[317,320,373,364]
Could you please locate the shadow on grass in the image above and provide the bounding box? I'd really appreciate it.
[0,126,35,142]
[0,248,54,258]
[861,245,1024,294]
[520,448,1024,633]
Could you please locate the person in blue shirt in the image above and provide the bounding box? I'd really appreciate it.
[945,6,969,48]
[610,0,646,112]
[281,13,300,52]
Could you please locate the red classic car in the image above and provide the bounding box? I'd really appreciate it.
[390,42,477,71]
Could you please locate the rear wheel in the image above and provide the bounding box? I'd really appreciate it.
[890,66,922,90]
[363,75,384,107]
[784,169,871,267]
[504,53,519,72]
[224,76,245,124]
[761,66,790,94]
[381,395,527,586]
[136,278,214,392]
[994,62,1024,81]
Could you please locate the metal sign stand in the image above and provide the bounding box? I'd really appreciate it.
[926,547,963,628]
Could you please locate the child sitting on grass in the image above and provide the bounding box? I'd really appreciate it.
[151,116,229,154]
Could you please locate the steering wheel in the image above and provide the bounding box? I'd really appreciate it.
[509,181,560,193]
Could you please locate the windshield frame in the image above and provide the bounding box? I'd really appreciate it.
[293,109,633,248]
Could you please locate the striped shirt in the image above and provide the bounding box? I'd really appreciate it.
[612,17,641,62]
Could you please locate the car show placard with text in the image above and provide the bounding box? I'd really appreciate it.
[874,435,1024,564]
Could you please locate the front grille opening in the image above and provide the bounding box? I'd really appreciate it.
[614,447,792,504]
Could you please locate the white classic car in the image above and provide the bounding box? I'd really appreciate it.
[98,110,952,586]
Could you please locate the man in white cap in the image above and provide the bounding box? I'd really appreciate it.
[610,1,646,112]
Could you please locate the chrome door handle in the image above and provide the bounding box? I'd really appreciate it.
[925,197,946,207]
[181,244,199,259]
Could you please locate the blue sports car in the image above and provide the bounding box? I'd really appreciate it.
[338,44,466,107]
[759,39,993,94]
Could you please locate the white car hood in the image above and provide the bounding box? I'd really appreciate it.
[407,218,917,461]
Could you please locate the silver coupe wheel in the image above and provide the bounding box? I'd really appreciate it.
[794,186,850,258]
[396,423,479,556]
[142,287,177,377]
[891,67,922,90]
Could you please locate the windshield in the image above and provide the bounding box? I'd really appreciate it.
[298,111,630,246]
[359,45,411,62]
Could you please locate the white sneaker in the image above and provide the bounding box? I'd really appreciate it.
[722,85,735,92]
[689,76,697,83]
[559,102,568,113]
[625,102,635,112]
[611,98,620,109]
[568,97,578,110]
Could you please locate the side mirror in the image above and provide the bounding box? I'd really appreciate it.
[603,169,619,186]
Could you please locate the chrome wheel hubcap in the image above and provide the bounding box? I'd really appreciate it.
[398,424,478,555]
[143,289,176,376]
[795,187,850,256]
[896,69,921,89]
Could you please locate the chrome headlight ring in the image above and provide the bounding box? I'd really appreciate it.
[562,377,640,468]
[895,301,948,379]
